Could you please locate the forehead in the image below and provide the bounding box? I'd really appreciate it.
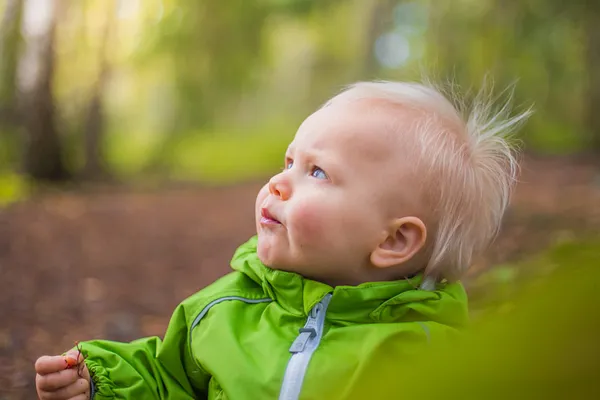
[289,99,419,163]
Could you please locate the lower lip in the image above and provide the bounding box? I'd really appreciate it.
[260,216,281,225]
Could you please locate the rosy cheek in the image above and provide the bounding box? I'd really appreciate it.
[291,203,324,240]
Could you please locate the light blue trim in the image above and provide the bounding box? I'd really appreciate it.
[190,296,272,341]
[419,276,437,291]
[278,293,332,400]
[188,296,272,376]
[417,321,431,343]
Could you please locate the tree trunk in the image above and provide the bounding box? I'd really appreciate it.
[0,0,23,128]
[81,1,115,181]
[584,2,600,157]
[82,85,108,180]
[19,0,69,182]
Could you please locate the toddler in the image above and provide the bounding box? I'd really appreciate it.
[34,80,531,399]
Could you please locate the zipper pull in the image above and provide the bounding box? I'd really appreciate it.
[289,302,323,353]
[289,327,316,353]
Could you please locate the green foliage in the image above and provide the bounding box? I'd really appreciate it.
[106,124,292,183]
[2,0,599,185]
[167,129,291,183]
[425,0,589,154]
[132,1,272,130]
[0,0,22,111]
[0,172,28,206]
[352,237,600,399]
[468,236,600,316]
[263,0,339,15]
[131,0,340,133]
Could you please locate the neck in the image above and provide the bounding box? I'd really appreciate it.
[303,262,425,288]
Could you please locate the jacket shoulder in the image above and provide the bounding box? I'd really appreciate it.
[178,271,267,324]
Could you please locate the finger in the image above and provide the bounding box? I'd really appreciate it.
[64,348,85,365]
[78,362,91,383]
[36,368,79,391]
[38,378,90,400]
[36,355,72,375]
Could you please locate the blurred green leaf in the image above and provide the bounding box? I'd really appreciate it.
[350,237,600,399]
[0,172,27,206]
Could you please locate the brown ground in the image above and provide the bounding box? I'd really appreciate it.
[0,156,598,399]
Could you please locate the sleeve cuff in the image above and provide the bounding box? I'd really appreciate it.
[84,359,116,399]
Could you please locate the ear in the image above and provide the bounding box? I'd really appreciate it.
[370,217,427,269]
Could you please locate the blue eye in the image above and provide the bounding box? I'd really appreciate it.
[311,167,327,180]
[285,160,293,169]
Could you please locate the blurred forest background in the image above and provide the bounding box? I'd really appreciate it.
[0,0,599,398]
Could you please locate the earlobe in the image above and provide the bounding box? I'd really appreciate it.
[370,217,427,269]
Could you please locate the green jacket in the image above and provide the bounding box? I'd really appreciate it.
[82,236,468,400]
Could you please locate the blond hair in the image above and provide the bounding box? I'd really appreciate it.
[324,79,533,281]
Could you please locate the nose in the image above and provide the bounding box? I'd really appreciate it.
[268,172,292,200]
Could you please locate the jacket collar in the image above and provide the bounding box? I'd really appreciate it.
[230,236,468,327]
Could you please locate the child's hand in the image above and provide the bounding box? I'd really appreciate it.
[35,349,91,400]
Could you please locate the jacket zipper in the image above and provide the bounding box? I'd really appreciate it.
[278,293,333,400]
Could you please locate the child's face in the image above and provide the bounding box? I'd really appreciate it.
[255,100,425,286]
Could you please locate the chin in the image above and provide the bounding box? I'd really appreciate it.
[257,231,303,274]
[256,236,278,267]
[258,244,296,275]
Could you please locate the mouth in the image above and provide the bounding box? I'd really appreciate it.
[260,207,281,226]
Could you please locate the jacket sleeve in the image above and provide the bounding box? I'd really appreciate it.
[79,302,211,399]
